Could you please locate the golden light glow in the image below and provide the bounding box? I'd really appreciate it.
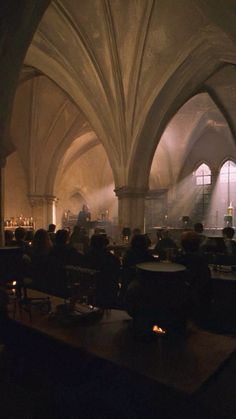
[152,325,166,335]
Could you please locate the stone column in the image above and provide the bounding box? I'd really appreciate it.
[114,186,148,236]
[29,194,59,230]
[29,195,47,230]
[45,195,58,227]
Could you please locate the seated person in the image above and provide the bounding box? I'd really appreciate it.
[121,234,155,297]
[28,229,53,292]
[47,229,85,296]
[194,222,206,245]
[70,224,82,251]
[47,223,56,244]
[200,236,226,262]
[11,227,31,254]
[203,227,236,265]
[222,227,236,263]
[50,229,84,266]
[154,229,177,260]
[69,225,90,254]
[174,231,212,323]
[84,234,120,307]
[129,228,141,243]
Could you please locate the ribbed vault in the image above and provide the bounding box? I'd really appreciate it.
[22,0,236,191]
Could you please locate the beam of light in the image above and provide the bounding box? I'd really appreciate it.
[167,174,198,225]
[206,172,236,229]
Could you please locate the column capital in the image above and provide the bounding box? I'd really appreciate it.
[28,194,45,207]
[28,194,59,207]
[114,186,149,199]
[45,194,58,205]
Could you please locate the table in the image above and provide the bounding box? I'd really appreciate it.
[7,289,236,395]
[210,266,236,282]
[136,262,186,273]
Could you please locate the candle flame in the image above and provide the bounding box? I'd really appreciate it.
[152,325,166,335]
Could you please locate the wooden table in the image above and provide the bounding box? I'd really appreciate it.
[7,289,236,395]
[210,267,236,282]
[136,262,186,274]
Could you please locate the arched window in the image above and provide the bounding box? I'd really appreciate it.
[195,163,211,186]
[220,160,236,206]
[220,160,236,184]
[193,163,212,221]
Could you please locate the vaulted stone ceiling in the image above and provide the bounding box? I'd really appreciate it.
[21,0,236,191]
[10,0,236,199]
[150,93,233,189]
[11,73,95,196]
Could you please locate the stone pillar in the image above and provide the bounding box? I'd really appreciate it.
[46,195,58,227]
[29,194,59,230]
[114,186,148,236]
[29,195,47,230]
[0,158,6,246]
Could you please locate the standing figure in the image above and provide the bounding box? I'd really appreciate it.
[77,204,91,232]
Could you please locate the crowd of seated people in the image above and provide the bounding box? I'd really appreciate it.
[123,225,217,329]
[3,221,236,322]
[4,225,121,306]
[199,226,236,265]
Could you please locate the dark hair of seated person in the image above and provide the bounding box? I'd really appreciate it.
[14,227,26,242]
[222,226,235,239]
[31,229,52,255]
[90,233,109,250]
[50,229,84,267]
[194,222,204,234]
[13,227,31,254]
[123,234,154,267]
[130,234,150,252]
[55,229,70,246]
[181,231,201,253]
[48,223,56,233]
